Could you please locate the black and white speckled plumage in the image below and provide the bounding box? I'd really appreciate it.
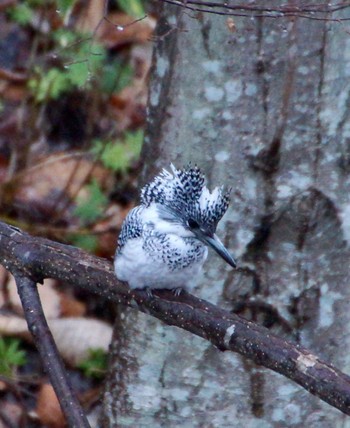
[115,164,235,291]
[116,206,143,253]
[141,164,230,235]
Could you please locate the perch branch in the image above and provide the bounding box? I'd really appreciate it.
[0,222,350,415]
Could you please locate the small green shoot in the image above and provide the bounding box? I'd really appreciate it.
[100,61,133,95]
[0,337,27,377]
[116,0,145,17]
[92,130,143,173]
[56,0,76,19]
[52,28,80,49]
[28,38,107,102]
[74,179,108,224]
[78,348,108,379]
[7,3,34,25]
[28,67,73,102]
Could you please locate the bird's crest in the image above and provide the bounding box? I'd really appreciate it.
[141,164,230,231]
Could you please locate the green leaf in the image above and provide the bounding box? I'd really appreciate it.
[116,0,145,17]
[28,67,72,102]
[100,62,132,94]
[64,43,106,88]
[74,179,108,224]
[27,0,45,6]
[92,130,143,172]
[124,129,144,156]
[28,36,107,101]
[56,0,76,17]
[77,348,108,379]
[65,61,90,87]
[0,337,26,377]
[52,28,79,48]
[7,3,34,25]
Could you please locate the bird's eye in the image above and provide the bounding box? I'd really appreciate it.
[188,218,199,229]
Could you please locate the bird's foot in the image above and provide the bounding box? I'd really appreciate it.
[145,287,153,298]
[172,287,183,296]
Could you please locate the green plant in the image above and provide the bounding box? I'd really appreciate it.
[74,179,108,224]
[70,178,107,252]
[28,38,107,102]
[92,130,143,173]
[100,60,133,95]
[56,0,76,19]
[78,348,108,379]
[7,2,34,25]
[116,0,145,17]
[9,0,135,101]
[8,0,75,25]
[28,67,72,101]
[0,337,27,377]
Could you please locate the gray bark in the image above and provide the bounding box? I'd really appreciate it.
[102,2,350,426]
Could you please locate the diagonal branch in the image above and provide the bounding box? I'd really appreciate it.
[0,221,350,415]
[14,275,90,428]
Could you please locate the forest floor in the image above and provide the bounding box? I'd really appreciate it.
[0,1,154,426]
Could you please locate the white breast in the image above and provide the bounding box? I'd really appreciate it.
[114,235,208,291]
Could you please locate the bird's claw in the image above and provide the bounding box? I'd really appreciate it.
[145,287,153,298]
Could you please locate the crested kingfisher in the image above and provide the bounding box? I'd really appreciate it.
[114,164,236,293]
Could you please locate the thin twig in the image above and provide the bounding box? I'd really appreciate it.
[160,0,350,21]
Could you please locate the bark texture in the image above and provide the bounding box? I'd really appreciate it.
[102,2,350,426]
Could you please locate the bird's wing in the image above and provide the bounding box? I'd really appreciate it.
[117,206,144,253]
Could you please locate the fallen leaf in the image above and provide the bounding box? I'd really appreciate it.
[109,43,152,131]
[59,291,86,318]
[76,0,106,32]
[7,276,61,319]
[48,317,112,365]
[11,153,112,224]
[0,315,112,366]
[36,383,66,428]
[97,13,156,49]
[0,314,30,340]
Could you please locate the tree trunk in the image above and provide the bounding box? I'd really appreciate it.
[102,2,350,426]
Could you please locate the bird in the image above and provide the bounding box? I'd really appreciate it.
[114,164,236,294]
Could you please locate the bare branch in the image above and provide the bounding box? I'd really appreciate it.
[1,222,350,415]
[159,0,350,21]
[14,275,90,428]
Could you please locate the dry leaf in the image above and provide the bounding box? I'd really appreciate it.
[92,203,126,255]
[15,152,111,199]
[11,153,112,224]
[76,0,106,32]
[48,318,112,365]
[59,292,86,318]
[0,314,112,366]
[0,314,30,340]
[109,43,152,131]
[36,383,66,428]
[7,275,61,319]
[97,13,156,49]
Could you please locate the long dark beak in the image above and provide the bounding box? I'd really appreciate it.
[194,230,236,268]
